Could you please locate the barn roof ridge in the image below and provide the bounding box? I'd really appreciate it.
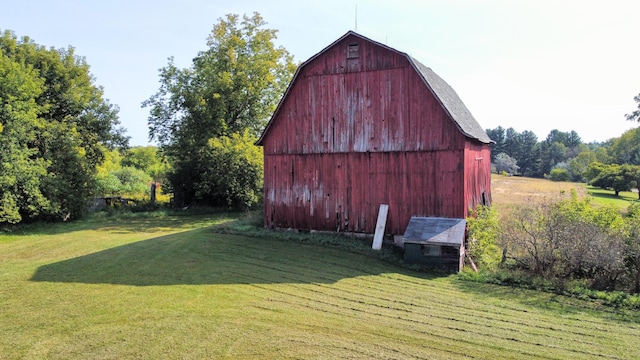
[256,30,492,145]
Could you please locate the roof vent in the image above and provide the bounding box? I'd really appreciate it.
[347,43,359,58]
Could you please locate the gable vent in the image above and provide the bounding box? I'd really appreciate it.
[347,43,359,58]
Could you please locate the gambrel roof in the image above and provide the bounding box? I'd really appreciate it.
[257,30,491,145]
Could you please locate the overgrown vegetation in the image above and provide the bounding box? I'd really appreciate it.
[467,190,640,309]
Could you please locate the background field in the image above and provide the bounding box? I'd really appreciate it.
[1,210,640,359]
[491,174,640,215]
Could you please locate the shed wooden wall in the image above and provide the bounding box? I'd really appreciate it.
[261,33,490,235]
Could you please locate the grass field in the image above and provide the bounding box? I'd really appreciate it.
[490,174,640,214]
[2,212,640,359]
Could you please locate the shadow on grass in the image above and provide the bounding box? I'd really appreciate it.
[453,278,640,322]
[587,187,639,203]
[30,229,388,286]
[4,212,234,237]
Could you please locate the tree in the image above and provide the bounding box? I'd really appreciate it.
[609,127,640,165]
[625,93,640,123]
[195,130,263,208]
[513,130,539,176]
[143,13,296,207]
[493,152,519,175]
[122,146,169,181]
[589,164,633,196]
[622,164,640,199]
[0,48,47,223]
[568,149,597,182]
[0,30,127,222]
[486,126,506,162]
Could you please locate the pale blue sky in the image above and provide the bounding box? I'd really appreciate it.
[2,0,639,145]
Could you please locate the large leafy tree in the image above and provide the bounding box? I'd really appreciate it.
[625,93,640,123]
[143,13,296,207]
[122,146,170,182]
[589,163,633,196]
[493,152,519,175]
[609,127,640,165]
[0,30,127,223]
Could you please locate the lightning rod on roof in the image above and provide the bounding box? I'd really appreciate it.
[355,2,358,31]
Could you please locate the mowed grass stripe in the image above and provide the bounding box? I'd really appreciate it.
[218,259,587,360]
[206,238,637,359]
[171,232,640,358]
[213,243,626,345]
[343,275,634,340]
[250,290,493,360]
[249,284,562,360]
[244,274,622,360]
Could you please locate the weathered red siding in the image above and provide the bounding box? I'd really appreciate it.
[264,151,465,235]
[463,141,492,218]
[259,33,491,235]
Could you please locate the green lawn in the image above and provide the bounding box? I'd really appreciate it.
[587,185,640,211]
[1,214,640,359]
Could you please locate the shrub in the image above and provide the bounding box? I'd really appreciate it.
[501,191,627,289]
[549,167,571,182]
[467,205,502,270]
[189,130,263,209]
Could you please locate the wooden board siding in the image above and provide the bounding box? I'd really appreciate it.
[263,151,465,235]
[259,32,492,236]
[463,141,492,217]
[260,35,465,156]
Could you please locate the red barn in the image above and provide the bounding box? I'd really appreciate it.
[256,31,492,236]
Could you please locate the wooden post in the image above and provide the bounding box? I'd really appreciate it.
[150,181,157,203]
[372,204,389,250]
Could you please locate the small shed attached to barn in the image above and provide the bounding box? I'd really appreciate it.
[402,216,467,272]
[256,31,492,239]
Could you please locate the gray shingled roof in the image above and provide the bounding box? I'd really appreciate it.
[409,57,492,144]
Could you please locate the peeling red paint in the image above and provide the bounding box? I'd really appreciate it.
[259,33,491,235]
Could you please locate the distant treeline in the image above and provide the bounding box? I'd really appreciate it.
[486,126,640,181]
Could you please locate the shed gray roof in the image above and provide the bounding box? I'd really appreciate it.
[402,217,466,247]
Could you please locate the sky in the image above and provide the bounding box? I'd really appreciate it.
[2,0,639,146]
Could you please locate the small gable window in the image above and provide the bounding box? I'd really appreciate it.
[347,43,359,58]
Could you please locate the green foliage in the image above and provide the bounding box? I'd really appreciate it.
[143,13,295,207]
[567,150,597,182]
[466,205,502,270]
[589,163,637,196]
[549,167,571,181]
[501,191,634,291]
[609,127,640,165]
[623,203,640,293]
[111,166,151,195]
[195,130,263,209]
[121,146,169,181]
[492,152,519,175]
[0,30,127,223]
[625,92,640,123]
